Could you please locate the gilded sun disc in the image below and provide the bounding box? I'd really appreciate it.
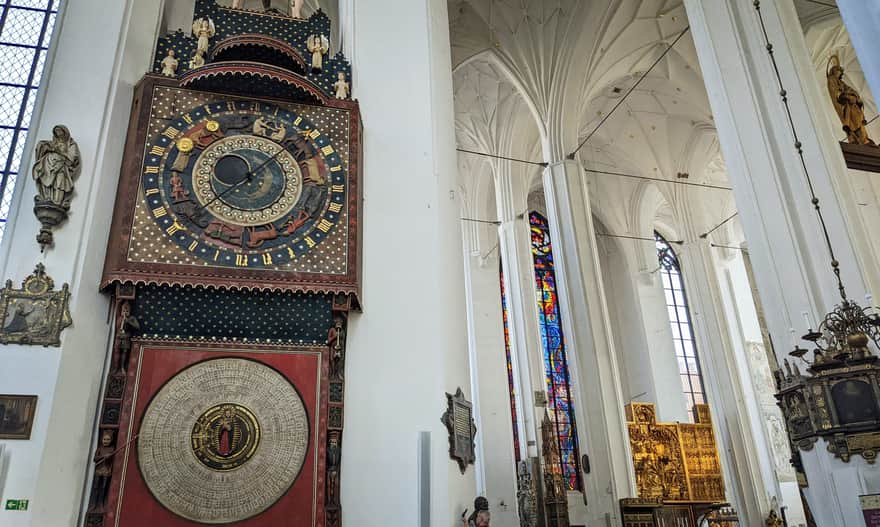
[138,358,309,524]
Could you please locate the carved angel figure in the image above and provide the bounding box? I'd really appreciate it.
[290,0,304,18]
[32,125,81,207]
[160,49,178,76]
[192,17,216,56]
[189,49,205,69]
[307,34,330,72]
[827,54,875,145]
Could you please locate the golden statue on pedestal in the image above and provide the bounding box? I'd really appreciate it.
[826,54,875,146]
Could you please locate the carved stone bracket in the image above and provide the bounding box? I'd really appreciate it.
[840,142,880,173]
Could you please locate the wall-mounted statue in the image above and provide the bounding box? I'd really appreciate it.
[333,72,350,100]
[89,429,116,512]
[160,49,178,77]
[192,17,216,56]
[32,125,81,250]
[827,54,876,146]
[307,35,330,72]
[290,0,304,18]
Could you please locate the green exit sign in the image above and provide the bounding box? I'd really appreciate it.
[5,499,28,511]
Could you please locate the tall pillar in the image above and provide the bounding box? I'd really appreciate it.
[341,1,475,526]
[496,165,543,463]
[837,1,880,106]
[460,225,520,526]
[679,239,774,524]
[542,159,634,523]
[684,0,876,523]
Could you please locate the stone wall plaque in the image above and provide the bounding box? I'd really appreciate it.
[0,264,71,346]
[441,387,476,474]
[0,395,37,439]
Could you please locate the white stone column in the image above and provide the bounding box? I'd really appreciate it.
[495,165,543,464]
[679,239,774,525]
[0,0,163,525]
[541,159,634,523]
[837,1,880,106]
[460,235,520,525]
[684,0,876,524]
[342,1,475,526]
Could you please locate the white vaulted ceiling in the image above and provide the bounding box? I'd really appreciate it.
[449,0,734,238]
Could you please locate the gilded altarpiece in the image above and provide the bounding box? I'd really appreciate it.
[625,403,725,502]
[86,2,360,526]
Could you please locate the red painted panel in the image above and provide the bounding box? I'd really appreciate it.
[107,344,325,527]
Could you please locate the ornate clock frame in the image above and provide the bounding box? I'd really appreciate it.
[86,3,360,526]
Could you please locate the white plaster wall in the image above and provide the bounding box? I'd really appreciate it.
[0,0,163,525]
[341,1,475,526]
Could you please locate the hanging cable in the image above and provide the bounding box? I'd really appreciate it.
[585,167,733,191]
[699,212,738,239]
[569,26,691,158]
[710,243,747,251]
[596,232,684,245]
[456,148,547,167]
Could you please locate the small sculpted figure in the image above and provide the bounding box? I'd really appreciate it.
[333,71,350,100]
[161,49,179,76]
[192,18,216,56]
[307,35,330,72]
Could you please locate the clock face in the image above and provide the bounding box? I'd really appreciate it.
[140,99,346,269]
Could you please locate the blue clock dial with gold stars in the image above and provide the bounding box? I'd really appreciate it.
[141,99,345,269]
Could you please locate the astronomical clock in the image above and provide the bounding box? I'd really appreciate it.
[89,2,359,527]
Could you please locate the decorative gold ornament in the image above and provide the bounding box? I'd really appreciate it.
[177,136,194,153]
[0,264,71,346]
[205,119,220,132]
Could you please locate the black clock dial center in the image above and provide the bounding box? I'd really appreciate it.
[214,154,251,186]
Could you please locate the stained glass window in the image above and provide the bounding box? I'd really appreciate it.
[531,211,580,491]
[655,232,706,421]
[0,0,60,240]
[499,265,521,462]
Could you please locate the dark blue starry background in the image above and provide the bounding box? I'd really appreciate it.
[153,0,350,98]
[134,284,332,343]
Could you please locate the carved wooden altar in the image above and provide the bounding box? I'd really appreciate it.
[621,403,736,527]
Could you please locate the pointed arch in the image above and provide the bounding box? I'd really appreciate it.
[654,231,706,420]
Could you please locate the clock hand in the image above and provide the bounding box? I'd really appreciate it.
[194,170,254,214]
[242,138,299,179]
[190,137,302,217]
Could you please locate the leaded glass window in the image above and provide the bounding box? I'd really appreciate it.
[0,0,60,240]
[531,211,580,491]
[499,265,521,463]
[655,231,706,421]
